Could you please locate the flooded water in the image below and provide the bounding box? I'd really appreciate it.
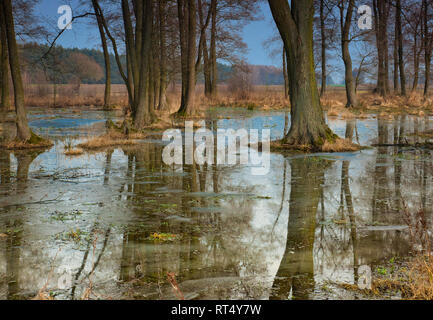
[0,108,432,300]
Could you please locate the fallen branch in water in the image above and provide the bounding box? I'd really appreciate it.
[372,142,433,149]
[167,272,185,300]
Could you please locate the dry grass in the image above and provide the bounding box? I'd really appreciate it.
[335,279,403,298]
[405,255,433,299]
[78,130,139,150]
[64,148,84,156]
[365,206,433,300]
[1,132,53,150]
[24,84,128,108]
[270,138,361,153]
[20,83,433,118]
[322,138,361,152]
[2,140,52,150]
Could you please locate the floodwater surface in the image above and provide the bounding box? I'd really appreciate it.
[0,108,432,300]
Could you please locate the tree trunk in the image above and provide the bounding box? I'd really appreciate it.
[412,29,420,92]
[282,48,289,99]
[177,0,197,115]
[396,0,406,96]
[340,0,358,108]
[1,0,31,141]
[92,0,111,108]
[268,0,336,150]
[320,0,326,97]
[424,60,430,98]
[423,0,432,97]
[209,0,218,98]
[373,0,390,97]
[177,0,188,107]
[158,0,168,110]
[134,0,153,129]
[393,19,399,92]
[0,10,11,111]
[198,0,212,98]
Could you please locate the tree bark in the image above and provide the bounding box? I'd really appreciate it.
[177,0,197,115]
[0,10,11,111]
[177,0,188,106]
[268,0,336,150]
[134,0,153,128]
[92,0,111,108]
[393,18,399,92]
[209,0,218,98]
[158,0,168,110]
[282,48,289,99]
[197,0,212,98]
[1,0,31,141]
[412,27,421,92]
[340,0,358,108]
[373,0,391,97]
[320,0,326,97]
[423,0,432,97]
[396,0,406,96]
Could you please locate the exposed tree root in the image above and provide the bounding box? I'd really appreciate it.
[271,137,362,153]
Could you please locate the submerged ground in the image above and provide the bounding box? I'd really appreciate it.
[0,106,431,300]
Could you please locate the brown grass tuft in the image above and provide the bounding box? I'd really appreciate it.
[78,130,138,150]
[405,255,433,300]
[2,138,53,150]
[322,138,361,152]
[64,148,84,156]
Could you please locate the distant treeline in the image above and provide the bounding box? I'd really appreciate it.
[18,42,239,86]
[19,42,324,86]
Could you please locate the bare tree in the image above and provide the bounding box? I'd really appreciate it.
[176,0,197,115]
[0,11,11,111]
[91,0,112,108]
[338,0,358,107]
[422,0,433,97]
[373,0,391,97]
[396,0,406,96]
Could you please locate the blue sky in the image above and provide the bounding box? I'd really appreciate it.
[34,0,278,66]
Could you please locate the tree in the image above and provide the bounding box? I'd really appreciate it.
[176,0,197,115]
[68,52,104,88]
[338,0,358,108]
[282,48,289,98]
[227,61,253,99]
[262,34,289,98]
[407,1,423,92]
[158,0,169,110]
[1,0,31,141]
[422,0,433,97]
[91,0,112,108]
[198,0,259,99]
[0,10,11,111]
[373,0,391,97]
[396,0,406,96]
[319,0,326,97]
[268,0,336,150]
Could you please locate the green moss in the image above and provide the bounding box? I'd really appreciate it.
[324,128,338,144]
[27,131,45,144]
